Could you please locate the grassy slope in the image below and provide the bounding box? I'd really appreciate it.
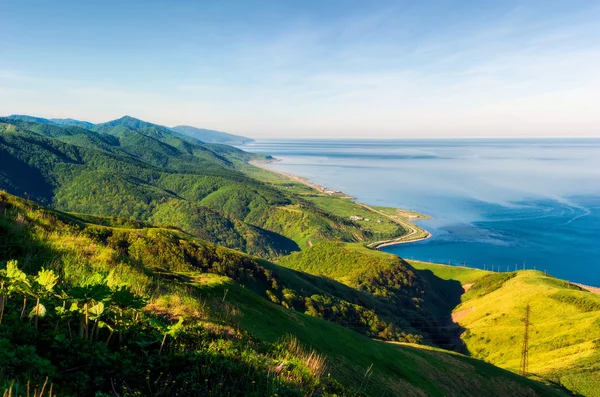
[410,260,491,285]
[203,281,566,397]
[0,192,566,396]
[411,262,600,396]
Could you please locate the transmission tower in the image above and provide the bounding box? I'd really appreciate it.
[520,304,531,377]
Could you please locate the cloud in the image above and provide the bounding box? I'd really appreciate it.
[2,2,600,138]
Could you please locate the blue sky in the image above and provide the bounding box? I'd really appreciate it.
[1,0,599,138]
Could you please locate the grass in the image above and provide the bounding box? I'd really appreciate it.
[408,260,490,285]
[0,191,568,396]
[193,274,567,397]
[304,195,403,237]
[410,261,600,396]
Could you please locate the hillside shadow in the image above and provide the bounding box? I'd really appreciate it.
[412,266,469,354]
[0,149,55,205]
[261,258,464,349]
[0,197,58,273]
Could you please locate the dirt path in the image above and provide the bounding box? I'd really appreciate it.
[452,306,475,323]
[450,285,475,322]
[575,283,600,295]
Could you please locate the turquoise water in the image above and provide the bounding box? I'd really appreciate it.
[242,139,600,286]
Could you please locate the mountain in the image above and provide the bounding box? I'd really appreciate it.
[5,114,55,124]
[172,125,254,144]
[0,191,567,396]
[50,117,95,129]
[0,116,400,258]
[0,116,297,257]
[6,114,94,130]
[4,115,254,145]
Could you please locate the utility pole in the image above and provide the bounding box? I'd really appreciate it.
[520,304,531,377]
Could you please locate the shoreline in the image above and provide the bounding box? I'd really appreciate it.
[370,231,433,249]
[249,159,600,289]
[249,158,432,248]
[250,158,355,198]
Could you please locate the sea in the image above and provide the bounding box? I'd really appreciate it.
[240,139,600,286]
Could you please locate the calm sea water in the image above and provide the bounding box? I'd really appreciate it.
[241,139,600,286]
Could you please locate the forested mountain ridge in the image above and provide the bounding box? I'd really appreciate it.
[4,114,255,145]
[0,116,398,258]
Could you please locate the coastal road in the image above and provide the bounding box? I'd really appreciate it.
[359,203,430,248]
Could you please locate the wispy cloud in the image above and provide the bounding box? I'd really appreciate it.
[2,2,600,137]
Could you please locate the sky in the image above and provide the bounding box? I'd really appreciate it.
[1,0,599,138]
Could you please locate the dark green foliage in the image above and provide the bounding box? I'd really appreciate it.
[0,192,414,347]
[277,242,459,347]
[0,116,379,258]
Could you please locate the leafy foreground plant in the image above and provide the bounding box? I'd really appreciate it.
[0,262,357,396]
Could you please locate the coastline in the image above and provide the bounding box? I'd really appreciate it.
[249,159,355,198]
[249,158,432,248]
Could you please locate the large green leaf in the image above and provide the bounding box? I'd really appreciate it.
[88,302,105,320]
[6,260,28,284]
[35,267,59,292]
[29,303,47,318]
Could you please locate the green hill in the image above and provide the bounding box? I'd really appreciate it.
[0,192,567,396]
[172,125,254,144]
[411,261,600,396]
[0,117,411,258]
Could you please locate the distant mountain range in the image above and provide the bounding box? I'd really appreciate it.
[171,125,254,144]
[4,114,254,145]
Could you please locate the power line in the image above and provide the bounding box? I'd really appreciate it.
[520,304,531,377]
